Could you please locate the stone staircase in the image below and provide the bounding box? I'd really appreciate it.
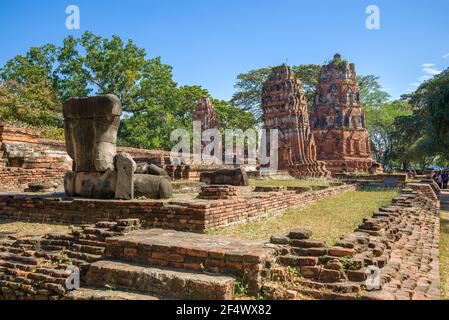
[1,220,275,300]
[84,260,235,300]
[0,149,7,167]
[262,188,441,300]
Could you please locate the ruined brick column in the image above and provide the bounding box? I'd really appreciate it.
[193,96,218,133]
[192,97,220,161]
[261,65,330,178]
[311,54,379,174]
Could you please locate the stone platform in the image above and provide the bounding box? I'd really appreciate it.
[0,182,442,300]
[0,184,356,233]
[0,220,274,300]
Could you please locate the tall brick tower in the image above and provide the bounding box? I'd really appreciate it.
[193,96,218,133]
[192,96,218,153]
[311,54,377,173]
[262,65,329,177]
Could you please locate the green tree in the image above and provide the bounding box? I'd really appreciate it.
[402,68,449,157]
[0,44,63,137]
[364,100,412,164]
[357,75,391,109]
[231,64,321,120]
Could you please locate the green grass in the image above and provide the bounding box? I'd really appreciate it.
[249,178,337,188]
[440,211,449,300]
[209,189,399,245]
[0,219,70,239]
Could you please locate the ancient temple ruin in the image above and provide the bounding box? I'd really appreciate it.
[63,94,172,200]
[262,65,329,178]
[311,54,378,174]
[193,96,218,133]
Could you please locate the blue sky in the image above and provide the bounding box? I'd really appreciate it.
[0,0,448,101]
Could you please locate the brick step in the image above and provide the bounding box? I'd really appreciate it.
[64,287,160,300]
[0,251,40,265]
[44,234,108,250]
[105,229,272,274]
[85,260,235,300]
[80,227,118,238]
[40,239,72,247]
[0,245,26,255]
[64,250,102,263]
[40,240,106,255]
[72,244,105,255]
[0,259,37,272]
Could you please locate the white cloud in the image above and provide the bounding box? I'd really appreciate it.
[422,63,435,68]
[443,53,449,59]
[408,62,443,92]
[422,67,441,76]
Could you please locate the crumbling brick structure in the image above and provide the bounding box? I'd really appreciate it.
[0,119,71,191]
[262,65,329,178]
[311,54,378,174]
[192,96,218,134]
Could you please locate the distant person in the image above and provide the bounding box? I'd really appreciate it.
[437,171,443,189]
[443,171,449,189]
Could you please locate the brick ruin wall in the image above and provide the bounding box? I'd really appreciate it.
[262,182,440,300]
[0,184,356,233]
[0,182,441,300]
[0,124,71,191]
[0,122,246,192]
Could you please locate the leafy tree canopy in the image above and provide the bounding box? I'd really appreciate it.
[0,32,257,148]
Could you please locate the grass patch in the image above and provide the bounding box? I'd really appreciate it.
[249,178,336,188]
[209,189,399,245]
[0,219,70,239]
[440,211,449,300]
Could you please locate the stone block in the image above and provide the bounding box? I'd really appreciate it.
[200,168,249,186]
[134,174,173,199]
[115,153,137,200]
[288,229,312,240]
[63,95,121,172]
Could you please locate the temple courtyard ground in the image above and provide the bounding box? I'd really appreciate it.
[209,189,399,245]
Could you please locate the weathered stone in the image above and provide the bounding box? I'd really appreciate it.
[75,171,117,199]
[289,239,325,248]
[115,153,137,200]
[347,269,368,282]
[63,94,121,172]
[319,268,342,283]
[134,174,173,199]
[270,236,290,245]
[200,167,249,186]
[300,266,322,278]
[328,247,355,257]
[63,171,76,197]
[135,163,151,174]
[147,164,169,177]
[326,259,344,271]
[288,229,312,240]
